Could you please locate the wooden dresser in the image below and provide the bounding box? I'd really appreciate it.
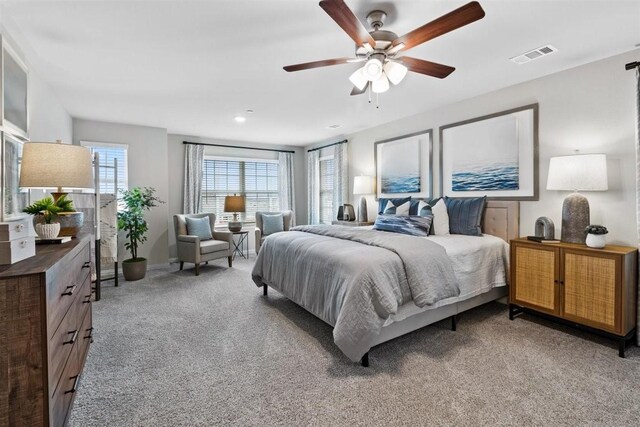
[509,238,637,357]
[0,235,93,426]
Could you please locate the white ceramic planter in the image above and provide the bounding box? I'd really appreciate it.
[35,223,60,239]
[586,233,606,249]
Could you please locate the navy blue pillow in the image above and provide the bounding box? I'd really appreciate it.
[410,199,435,216]
[373,214,433,237]
[443,196,486,236]
[377,197,411,214]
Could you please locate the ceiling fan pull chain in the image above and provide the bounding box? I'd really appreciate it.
[376,92,379,109]
[368,84,372,104]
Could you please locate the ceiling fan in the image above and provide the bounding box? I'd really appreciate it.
[283,0,485,97]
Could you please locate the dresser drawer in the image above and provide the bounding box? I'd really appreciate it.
[50,345,81,427]
[46,244,91,335]
[48,275,91,397]
[77,303,93,370]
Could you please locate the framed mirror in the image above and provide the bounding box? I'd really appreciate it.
[1,132,28,221]
[2,38,29,139]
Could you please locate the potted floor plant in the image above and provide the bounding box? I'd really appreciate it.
[118,187,163,281]
[23,196,67,239]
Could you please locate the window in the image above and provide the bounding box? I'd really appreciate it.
[201,157,279,224]
[81,142,128,195]
[319,156,334,224]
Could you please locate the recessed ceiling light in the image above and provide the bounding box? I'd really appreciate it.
[328,124,341,129]
[234,116,246,123]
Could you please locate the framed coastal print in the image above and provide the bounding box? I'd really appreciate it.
[440,104,538,200]
[374,129,432,200]
[1,132,28,221]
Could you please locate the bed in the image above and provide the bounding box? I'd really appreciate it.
[252,201,519,365]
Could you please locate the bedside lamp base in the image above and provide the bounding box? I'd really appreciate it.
[561,192,589,244]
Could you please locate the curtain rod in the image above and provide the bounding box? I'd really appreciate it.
[625,61,640,70]
[183,141,295,154]
[307,139,347,153]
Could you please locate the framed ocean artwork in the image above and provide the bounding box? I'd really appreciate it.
[374,129,432,200]
[439,104,538,200]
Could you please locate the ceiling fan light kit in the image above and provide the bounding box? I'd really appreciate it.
[284,0,486,104]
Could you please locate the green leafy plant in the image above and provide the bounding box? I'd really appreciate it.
[23,195,75,224]
[585,224,608,235]
[117,187,164,261]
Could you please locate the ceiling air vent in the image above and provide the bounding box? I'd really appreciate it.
[510,45,558,64]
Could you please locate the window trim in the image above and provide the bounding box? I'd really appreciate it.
[80,140,129,195]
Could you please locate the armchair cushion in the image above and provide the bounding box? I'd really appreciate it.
[185,216,213,241]
[200,240,229,254]
[262,213,284,236]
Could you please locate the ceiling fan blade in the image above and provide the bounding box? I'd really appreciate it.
[350,82,369,96]
[398,57,455,79]
[391,1,485,52]
[283,57,352,72]
[319,0,376,48]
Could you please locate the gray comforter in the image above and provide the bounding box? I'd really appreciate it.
[251,225,459,362]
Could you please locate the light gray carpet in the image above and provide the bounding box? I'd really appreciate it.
[69,257,640,426]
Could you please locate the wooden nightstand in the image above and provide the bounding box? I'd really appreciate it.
[509,238,638,357]
[331,220,374,227]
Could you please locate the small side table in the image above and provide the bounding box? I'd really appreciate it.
[231,230,249,260]
[331,220,374,227]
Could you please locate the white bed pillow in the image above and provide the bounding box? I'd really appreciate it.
[384,200,410,216]
[431,199,450,235]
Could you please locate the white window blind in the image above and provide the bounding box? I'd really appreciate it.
[201,157,279,224]
[81,142,128,195]
[319,156,334,225]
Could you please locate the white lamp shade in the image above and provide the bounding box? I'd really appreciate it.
[372,74,389,93]
[383,61,408,85]
[546,154,608,191]
[349,68,368,90]
[19,142,94,189]
[353,175,374,195]
[363,57,383,81]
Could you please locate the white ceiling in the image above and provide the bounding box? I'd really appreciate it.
[1,0,639,146]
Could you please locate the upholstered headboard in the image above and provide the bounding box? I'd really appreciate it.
[482,201,519,243]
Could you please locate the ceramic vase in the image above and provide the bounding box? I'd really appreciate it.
[585,233,606,249]
[35,222,60,239]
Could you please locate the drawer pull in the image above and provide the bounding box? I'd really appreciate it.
[19,240,27,248]
[64,329,79,345]
[83,294,92,304]
[65,375,80,394]
[15,223,24,232]
[82,261,91,269]
[84,327,94,341]
[61,284,77,296]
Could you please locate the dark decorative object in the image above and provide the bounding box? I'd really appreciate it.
[337,204,355,221]
[534,217,555,240]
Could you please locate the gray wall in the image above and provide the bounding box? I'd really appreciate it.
[166,134,306,258]
[336,48,639,246]
[73,119,170,264]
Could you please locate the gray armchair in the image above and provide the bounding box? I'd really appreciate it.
[173,213,233,275]
[255,211,294,254]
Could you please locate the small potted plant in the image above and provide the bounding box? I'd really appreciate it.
[585,224,608,249]
[118,187,164,281]
[23,197,63,239]
[27,194,84,237]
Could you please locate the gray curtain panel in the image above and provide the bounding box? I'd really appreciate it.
[307,150,320,224]
[636,68,640,343]
[183,144,204,214]
[278,152,296,225]
[332,142,349,220]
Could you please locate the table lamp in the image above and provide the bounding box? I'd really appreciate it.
[19,140,94,237]
[353,175,374,222]
[224,194,245,232]
[546,154,608,244]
